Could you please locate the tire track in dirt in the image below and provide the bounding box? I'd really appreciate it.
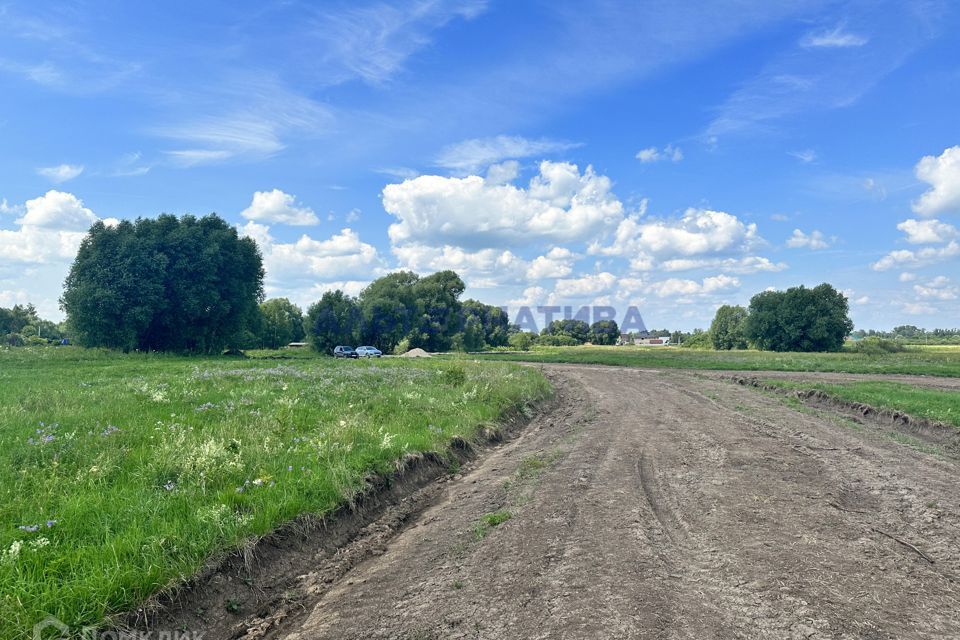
[226,364,960,640]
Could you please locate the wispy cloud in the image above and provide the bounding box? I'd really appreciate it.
[788,149,817,163]
[309,0,488,85]
[36,164,84,183]
[705,2,940,139]
[801,25,869,48]
[636,145,683,163]
[436,135,580,172]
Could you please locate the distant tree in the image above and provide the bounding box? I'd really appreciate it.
[745,283,852,352]
[589,319,620,345]
[680,328,713,349]
[461,300,509,347]
[61,215,264,353]
[461,315,486,351]
[537,333,580,346]
[508,332,534,351]
[258,298,305,349]
[306,290,361,354]
[543,319,590,344]
[710,305,749,350]
[358,271,419,353]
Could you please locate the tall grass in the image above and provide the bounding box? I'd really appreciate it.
[477,345,960,377]
[0,347,550,638]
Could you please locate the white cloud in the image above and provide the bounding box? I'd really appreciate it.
[897,218,958,244]
[902,302,936,315]
[485,161,520,186]
[16,190,98,230]
[392,243,527,287]
[527,247,578,280]
[913,276,957,300]
[240,189,319,226]
[238,223,383,293]
[788,149,817,163]
[800,26,868,48]
[383,161,623,249]
[898,272,916,282]
[871,241,960,271]
[912,146,960,217]
[591,208,762,268]
[508,286,547,306]
[36,164,84,184]
[660,255,787,274]
[635,144,683,163]
[553,272,617,299]
[311,0,488,85]
[0,199,22,216]
[436,135,579,172]
[646,274,740,298]
[786,228,831,250]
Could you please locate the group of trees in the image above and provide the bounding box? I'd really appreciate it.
[304,270,510,354]
[62,214,264,353]
[851,325,960,344]
[705,283,853,352]
[1,304,65,346]
[536,319,620,346]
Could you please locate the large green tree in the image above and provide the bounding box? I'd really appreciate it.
[710,305,749,350]
[61,215,264,353]
[306,290,361,354]
[407,270,466,352]
[589,319,620,345]
[543,319,590,344]
[358,271,420,353]
[745,283,853,352]
[257,298,305,348]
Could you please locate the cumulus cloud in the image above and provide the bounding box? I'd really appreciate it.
[871,241,960,271]
[436,135,579,172]
[16,190,98,230]
[800,25,868,48]
[527,247,578,280]
[240,189,319,226]
[590,208,762,270]
[660,256,787,274]
[553,272,618,299]
[635,145,683,163]
[238,222,383,296]
[0,191,100,267]
[898,272,916,282]
[902,302,936,315]
[897,218,958,244]
[646,274,740,297]
[392,243,527,288]
[913,276,957,300]
[36,164,84,183]
[383,161,623,249]
[912,146,960,217]
[786,228,831,250]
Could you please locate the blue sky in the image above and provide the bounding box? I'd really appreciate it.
[2,0,959,330]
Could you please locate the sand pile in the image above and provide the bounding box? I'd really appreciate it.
[400,348,432,358]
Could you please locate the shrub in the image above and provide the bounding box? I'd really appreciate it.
[508,332,534,351]
[850,337,905,355]
[680,330,713,349]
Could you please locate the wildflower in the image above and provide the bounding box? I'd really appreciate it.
[287,466,293,472]
[101,425,120,436]
[30,537,50,550]
[163,481,176,492]
[45,520,56,528]
[17,525,39,533]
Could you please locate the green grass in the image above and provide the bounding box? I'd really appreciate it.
[477,344,960,377]
[761,379,960,427]
[0,347,550,639]
[473,510,512,539]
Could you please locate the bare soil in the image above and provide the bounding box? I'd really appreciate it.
[153,365,960,639]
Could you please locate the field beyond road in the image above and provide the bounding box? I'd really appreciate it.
[275,365,960,639]
[0,348,549,638]
[479,344,960,377]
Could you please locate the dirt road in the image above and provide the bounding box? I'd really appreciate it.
[271,365,960,639]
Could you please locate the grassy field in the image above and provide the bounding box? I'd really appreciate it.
[478,345,960,377]
[0,347,550,638]
[759,378,960,428]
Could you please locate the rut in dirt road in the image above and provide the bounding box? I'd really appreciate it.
[262,365,960,639]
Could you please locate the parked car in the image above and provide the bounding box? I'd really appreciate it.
[355,346,382,358]
[333,346,358,359]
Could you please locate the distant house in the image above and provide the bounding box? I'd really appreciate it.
[287,342,308,348]
[635,337,670,346]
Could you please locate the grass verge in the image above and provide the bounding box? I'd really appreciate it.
[0,347,550,638]
[475,345,960,377]
[760,378,960,428]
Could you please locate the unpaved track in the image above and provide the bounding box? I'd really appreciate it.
[277,365,960,639]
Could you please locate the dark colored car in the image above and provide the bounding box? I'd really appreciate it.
[333,346,359,359]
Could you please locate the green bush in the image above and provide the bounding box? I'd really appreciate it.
[680,330,713,349]
[508,332,534,351]
[850,337,905,355]
[536,333,579,347]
